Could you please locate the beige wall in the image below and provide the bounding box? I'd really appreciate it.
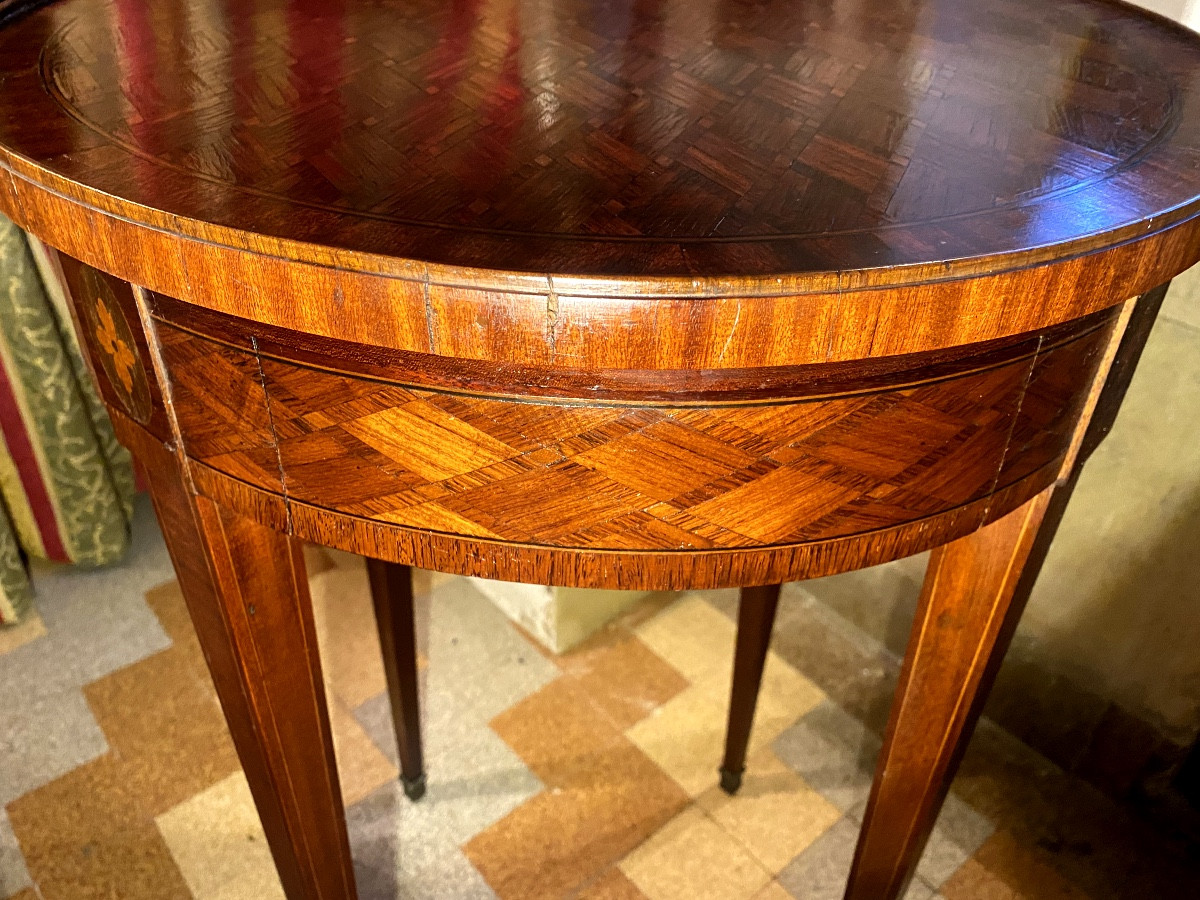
[797,265,1200,749]
[469,577,651,653]
[1126,0,1193,24]
[1025,269,1200,743]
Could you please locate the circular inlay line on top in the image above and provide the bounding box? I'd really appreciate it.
[35,0,1182,243]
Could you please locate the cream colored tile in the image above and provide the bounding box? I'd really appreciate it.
[328,696,398,807]
[635,592,824,742]
[0,609,46,655]
[687,653,826,750]
[208,864,291,900]
[620,806,771,900]
[155,772,285,900]
[634,594,736,683]
[626,649,823,798]
[559,628,689,731]
[747,654,827,748]
[698,749,841,873]
[751,883,794,900]
[310,557,388,709]
[625,681,727,797]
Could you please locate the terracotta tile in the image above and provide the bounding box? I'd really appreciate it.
[698,749,841,873]
[142,580,207,669]
[468,678,688,899]
[83,640,240,815]
[5,577,240,900]
[6,755,192,900]
[559,628,690,730]
[556,619,627,660]
[0,609,46,655]
[141,581,189,640]
[327,696,398,807]
[620,806,772,900]
[491,679,615,788]
[940,858,1026,900]
[950,721,1200,898]
[576,867,649,899]
[156,771,285,900]
[940,832,1092,900]
[466,772,686,900]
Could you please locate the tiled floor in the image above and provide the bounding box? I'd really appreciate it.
[1,498,1198,899]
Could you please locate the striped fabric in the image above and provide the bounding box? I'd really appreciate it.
[0,214,136,624]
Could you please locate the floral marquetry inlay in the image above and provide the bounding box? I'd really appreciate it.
[94,299,137,394]
[79,265,152,424]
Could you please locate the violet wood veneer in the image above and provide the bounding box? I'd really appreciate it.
[1,0,1198,897]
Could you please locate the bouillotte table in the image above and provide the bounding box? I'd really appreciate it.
[3,0,1199,896]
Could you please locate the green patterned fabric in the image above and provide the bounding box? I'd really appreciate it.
[0,213,136,624]
[0,497,30,624]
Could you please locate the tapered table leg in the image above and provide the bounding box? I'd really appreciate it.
[135,435,357,900]
[365,558,426,800]
[843,283,1170,899]
[720,584,782,794]
[844,489,1053,900]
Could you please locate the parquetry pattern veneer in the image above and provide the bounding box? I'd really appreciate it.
[2,0,1198,898]
[154,315,1113,558]
[8,0,1198,277]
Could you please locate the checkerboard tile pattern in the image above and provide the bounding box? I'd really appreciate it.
[2,501,1197,899]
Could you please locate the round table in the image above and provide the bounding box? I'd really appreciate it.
[2,0,1198,897]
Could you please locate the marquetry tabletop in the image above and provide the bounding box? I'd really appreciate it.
[2,0,1200,360]
[1,1,1198,899]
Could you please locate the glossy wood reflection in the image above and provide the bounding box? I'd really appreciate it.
[3,0,1200,280]
[3,1,1198,899]
[1,0,1200,378]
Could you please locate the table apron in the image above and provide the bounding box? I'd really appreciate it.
[55,256,1120,590]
